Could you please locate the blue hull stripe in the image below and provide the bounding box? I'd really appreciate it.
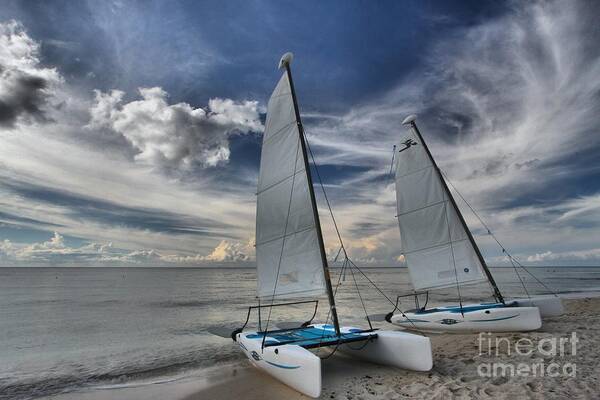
[472,314,520,322]
[399,314,520,324]
[265,360,301,369]
[397,319,430,323]
[413,302,518,315]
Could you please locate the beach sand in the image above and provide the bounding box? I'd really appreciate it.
[47,297,599,400]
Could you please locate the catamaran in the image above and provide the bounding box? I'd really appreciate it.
[385,115,563,333]
[226,55,433,398]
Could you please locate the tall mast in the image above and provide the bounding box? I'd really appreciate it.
[401,115,505,304]
[279,53,341,335]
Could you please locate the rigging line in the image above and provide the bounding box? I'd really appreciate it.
[511,257,558,296]
[261,134,302,351]
[305,132,402,327]
[316,257,348,353]
[387,145,396,185]
[304,132,347,259]
[344,337,372,351]
[302,132,352,344]
[509,252,531,299]
[332,246,343,264]
[305,131,379,331]
[349,261,373,330]
[346,258,419,331]
[440,169,525,298]
[443,200,464,315]
[320,258,345,337]
[304,131,418,331]
[440,169,558,297]
[318,259,371,359]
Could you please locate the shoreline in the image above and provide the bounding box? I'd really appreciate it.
[45,296,600,400]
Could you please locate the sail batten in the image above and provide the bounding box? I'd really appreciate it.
[255,225,316,247]
[395,124,487,291]
[256,168,306,196]
[255,72,326,300]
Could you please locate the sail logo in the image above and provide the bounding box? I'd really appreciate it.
[397,138,418,153]
[477,332,578,378]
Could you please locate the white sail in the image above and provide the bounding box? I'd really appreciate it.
[395,124,487,291]
[255,72,326,300]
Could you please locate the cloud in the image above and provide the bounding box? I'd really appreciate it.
[0,20,61,127]
[87,87,262,169]
[554,194,600,224]
[200,239,253,262]
[0,19,260,262]
[1,178,234,237]
[300,0,600,266]
[3,232,113,262]
[2,1,600,268]
[163,238,254,263]
[526,248,600,263]
[0,232,254,265]
[0,239,15,259]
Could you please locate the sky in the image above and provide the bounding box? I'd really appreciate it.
[0,0,599,267]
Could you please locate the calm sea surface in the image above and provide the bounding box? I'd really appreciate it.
[1,266,599,399]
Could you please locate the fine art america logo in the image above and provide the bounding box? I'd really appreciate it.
[477,332,578,378]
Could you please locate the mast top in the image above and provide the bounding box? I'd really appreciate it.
[278,52,294,69]
[402,114,417,125]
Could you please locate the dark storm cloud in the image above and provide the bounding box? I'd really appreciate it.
[0,71,53,127]
[0,20,61,127]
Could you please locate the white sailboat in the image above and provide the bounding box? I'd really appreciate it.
[386,115,563,333]
[231,55,433,398]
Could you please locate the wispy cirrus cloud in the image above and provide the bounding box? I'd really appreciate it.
[1,0,599,267]
[303,0,600,265]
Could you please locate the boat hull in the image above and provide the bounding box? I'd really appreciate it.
[389,302,542,333]
[338,329,432,371]
[237,331,322,398]
[513,296,564,317]
[236,324,433,397]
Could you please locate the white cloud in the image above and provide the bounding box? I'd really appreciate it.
[0,232,254,266]
[87,87,262,169]
[163,238,255,263]
[526,248,600,263]
[200,239,253,262]
[0,239,15,259]
[0,20,259,261]
[3,232,112,262]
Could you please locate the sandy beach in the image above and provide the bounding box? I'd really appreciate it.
[45,296,599,400]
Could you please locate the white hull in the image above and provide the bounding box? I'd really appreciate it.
[389,303,542,333]
[513,296,564,317]
[237,331,322,398]
[236,324,432,398]
[338,330,432,371]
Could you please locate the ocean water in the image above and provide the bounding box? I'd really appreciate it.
[1,266,599,399]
